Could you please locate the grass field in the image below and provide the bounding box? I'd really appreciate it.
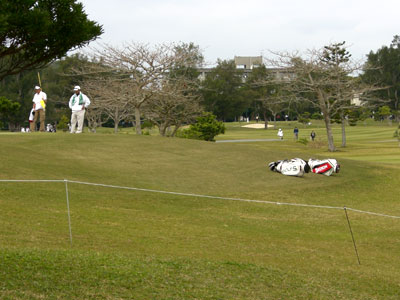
[0,121,399,299]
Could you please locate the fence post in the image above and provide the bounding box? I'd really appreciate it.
[344,206,360,265]
[64,179,73,245]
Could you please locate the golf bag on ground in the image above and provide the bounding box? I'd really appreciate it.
[308,158,340,176]
[268,158,310,177]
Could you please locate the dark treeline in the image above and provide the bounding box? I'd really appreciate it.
[0,54,87,130]
[1,36,400,136]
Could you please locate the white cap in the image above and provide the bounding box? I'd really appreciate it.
[34,86,41,90]
[73,85,81,91]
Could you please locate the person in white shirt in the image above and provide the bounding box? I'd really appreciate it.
[69,86,91,133]
[277,128,284,140]
[30,86,47,132]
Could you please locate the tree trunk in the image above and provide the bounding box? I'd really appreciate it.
[134,106,142,135]
[113,108,119,134]
[324,114,336,151]
[398,124,400,148]
[9,122,20,132]
[263,111,268,129]
[114,120,119,133]
[317,92,336,151]
[394,86,399,122]
[17,73,23,98]
[87,120,97,133]
[159,122,168,136]
[341,112,346,147]
[171,123,181,137]
[160,126,166,136]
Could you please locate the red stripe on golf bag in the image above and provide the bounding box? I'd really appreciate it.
[312,163,332,174]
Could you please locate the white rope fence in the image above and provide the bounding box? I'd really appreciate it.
[67,179,400,219]
[1,178,399,265]
[1,179,400,219]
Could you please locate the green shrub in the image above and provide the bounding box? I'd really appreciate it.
[0,96,20,130]
[298,112,311,124]
[349,120,358,126]
[141,120,154,129]
[57,115,69,131]
[377,105,391,120]
[297,137,309,145]
[311,112,323,120]
[177,113,225,142]
[176,128,201,140]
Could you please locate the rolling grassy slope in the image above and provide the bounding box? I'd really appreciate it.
[0,125,399,299]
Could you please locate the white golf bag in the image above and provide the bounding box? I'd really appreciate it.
[268,158,310,177]
[308,158,340,176]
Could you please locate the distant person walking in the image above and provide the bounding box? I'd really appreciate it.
[277,128,284,140]
[294,127,299,140]
[69,86,91,134]
[310,130,316,141]
[30,86,47,132]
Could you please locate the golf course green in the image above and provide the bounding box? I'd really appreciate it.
[0,120,399,299]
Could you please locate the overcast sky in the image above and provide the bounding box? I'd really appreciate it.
[78,0,400,65]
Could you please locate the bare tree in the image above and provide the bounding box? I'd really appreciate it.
[146,79,202,136]
[146,43,204,136]
[85,105,107,133]
[84,87,108,132]
[270,43,374,151]
[91,43,191,135]
[83,76,135,133]
[257,83,292,129]
[245,65,288,129]
[69,42,204,134]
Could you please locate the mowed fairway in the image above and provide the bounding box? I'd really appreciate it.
[0,122,400,299]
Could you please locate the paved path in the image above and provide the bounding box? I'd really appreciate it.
[216,139,282,143]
